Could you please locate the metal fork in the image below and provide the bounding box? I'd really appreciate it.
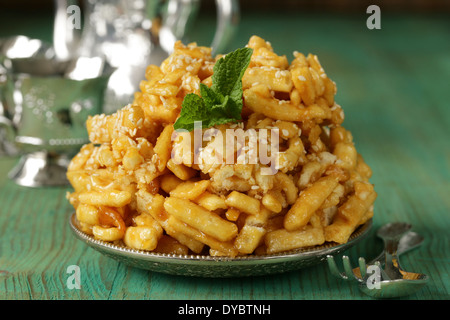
[326,231,424,282]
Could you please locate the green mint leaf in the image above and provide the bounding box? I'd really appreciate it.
[173,93,209,132]
[210,95,235,121]
[211,47,253,102]
[174,47,253,131]
[173,93,236,131]
[211,94,242,121]
[200,83,223,107]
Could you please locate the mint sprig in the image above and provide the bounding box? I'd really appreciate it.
[173,47,253,131]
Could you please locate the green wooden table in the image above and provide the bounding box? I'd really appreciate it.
[0,7,449,301]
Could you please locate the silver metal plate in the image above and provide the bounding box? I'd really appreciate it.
[69,213,372,277]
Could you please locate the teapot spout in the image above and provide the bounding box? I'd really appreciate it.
[0,115,18,156]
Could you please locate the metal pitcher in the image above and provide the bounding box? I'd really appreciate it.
[0,36,112,187]
[54,0,240,114]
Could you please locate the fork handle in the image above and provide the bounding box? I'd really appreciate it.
[367,231,422,266]
[383,238,405,279]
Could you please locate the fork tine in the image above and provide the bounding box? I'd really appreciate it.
[358,257,367,278]
[342,256,361,281]
[326,255,348,280]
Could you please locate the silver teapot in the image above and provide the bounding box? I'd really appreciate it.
[0,1,238,187]
[54,0,240,113]
[0,36,112,187]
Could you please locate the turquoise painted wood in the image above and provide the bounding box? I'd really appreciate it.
[0,9,449,300]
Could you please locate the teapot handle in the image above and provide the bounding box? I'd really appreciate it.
[160,0,239,56]
[211,0,240,55]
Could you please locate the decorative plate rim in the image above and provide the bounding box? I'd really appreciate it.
[69,212,372,265]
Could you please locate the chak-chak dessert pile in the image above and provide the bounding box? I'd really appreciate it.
[67,36,376,257]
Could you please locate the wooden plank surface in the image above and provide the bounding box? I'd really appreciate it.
[0,9,449,301]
